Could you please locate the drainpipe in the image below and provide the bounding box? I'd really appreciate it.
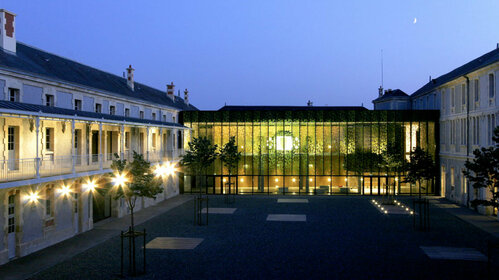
[464,75,470,208]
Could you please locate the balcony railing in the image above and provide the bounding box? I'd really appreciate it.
[0,150,182,183]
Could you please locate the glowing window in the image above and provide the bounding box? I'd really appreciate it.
[276,135,293,151]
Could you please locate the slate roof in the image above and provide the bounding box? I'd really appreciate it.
[372,89,409,103]
[218,105,368,111]
[0,100,187,128]
[412,47,499,97]
[0,42,197,111]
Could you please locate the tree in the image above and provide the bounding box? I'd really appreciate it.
[219,136,242,195]
[110,151,163,232]
[463,126,499,210]
[180,137,218,195]
[379,143,407,201]
[404,147,436,198]
[344,149,382,194]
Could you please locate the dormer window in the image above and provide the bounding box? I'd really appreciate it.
[110,106,116,115]
[9,88,20,102]
[74,99,82,111]
[95,103,102,113]
[46,94,54,107]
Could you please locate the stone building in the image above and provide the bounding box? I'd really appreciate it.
[0,9,195,264]
[374,45,499,216]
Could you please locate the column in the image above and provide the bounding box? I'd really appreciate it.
[35,117,40,179]
[71,120,76,174]
[99,123,103,170]
[120,124,125,159]
[146,127,150,161]
[159,127,163,163]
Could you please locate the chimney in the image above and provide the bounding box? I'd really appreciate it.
[184,88,189,105]
[378,86,383,97]
[0,9,16,54]
[167,82,175,100]
[126,65,134,90]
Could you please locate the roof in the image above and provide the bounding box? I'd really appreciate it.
[218,105,368,111]
[0,100,187,128]
[412,47,499,97]
[372,89,409,103]
[0,42,198,111]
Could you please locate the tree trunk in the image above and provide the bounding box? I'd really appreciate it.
[130,206,135,232]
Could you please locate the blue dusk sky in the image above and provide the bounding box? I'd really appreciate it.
[2,0,499,109]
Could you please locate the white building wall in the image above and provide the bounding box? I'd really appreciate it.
[0,68,188,265]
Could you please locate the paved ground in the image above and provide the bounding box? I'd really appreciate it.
[12,195,497,280]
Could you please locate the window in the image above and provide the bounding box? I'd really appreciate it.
[152,133,157,148]
[125,132,130,149]
[177,131,182,149]
[8,127,15,150]
[489,73,495,99]
[140,111,144,119]
[173,116,176,123]
[461,84,466,107]
[450,167,455,187]
[9,88,20,102]
[95,103,102,113]
[163,115,166,122]
[8,194,15,233]
[152,113,156,120]
[45,128,54,151]
[45,187,54,219]
[474,79,479,103]
[74,99,82,111]
[110,106,116,115]
[461,169,467,194]
[451,87,455,111]
[46,94,54,107]
[74,129,79,149]
[125,108,130,117]
[441,90,446,113]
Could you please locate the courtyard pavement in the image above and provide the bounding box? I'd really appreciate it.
[1,195,499,279]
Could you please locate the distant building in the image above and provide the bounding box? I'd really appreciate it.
[374,45,499,215]
[0,9,195,264]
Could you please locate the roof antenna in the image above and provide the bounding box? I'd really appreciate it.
[381,49,384,88]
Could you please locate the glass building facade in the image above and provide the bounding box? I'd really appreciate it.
[182,108,439,196]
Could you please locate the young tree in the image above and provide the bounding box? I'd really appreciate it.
[110,151,163,232]
[379,143,407,201]
[463,127,499,210]
[344,149,382,194]
[180,137,218,195]
[404,147,436,198]
[219,136,242,195]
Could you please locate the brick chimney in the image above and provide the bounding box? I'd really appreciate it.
[0,9,16,54]
[184,88,189,105]
[126,65,134,90]
[167,82,175,101]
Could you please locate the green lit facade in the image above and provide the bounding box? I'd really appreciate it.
[181,108,439,195]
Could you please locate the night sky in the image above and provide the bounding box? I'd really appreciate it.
[3,0,499,109]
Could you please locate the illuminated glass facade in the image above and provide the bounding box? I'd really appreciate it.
[182,108,439,195]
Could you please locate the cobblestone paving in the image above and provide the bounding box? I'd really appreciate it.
[29,196,498,280]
